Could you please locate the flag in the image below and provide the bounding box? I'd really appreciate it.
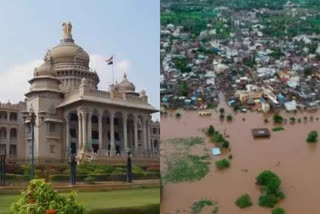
[105,56,113,65]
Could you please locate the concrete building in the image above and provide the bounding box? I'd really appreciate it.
[5,22,159,161]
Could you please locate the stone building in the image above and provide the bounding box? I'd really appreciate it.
[6,22,158,161]
[0,102,26,159]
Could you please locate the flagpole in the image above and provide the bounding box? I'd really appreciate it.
[112,56,114,85]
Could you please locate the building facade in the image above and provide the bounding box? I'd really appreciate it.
[4,22,159,161]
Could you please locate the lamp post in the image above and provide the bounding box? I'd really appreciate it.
[127,149,132,183]
[22,111,46,179]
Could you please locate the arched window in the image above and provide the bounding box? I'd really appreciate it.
[10,128,17,140]
[0,127,6,140]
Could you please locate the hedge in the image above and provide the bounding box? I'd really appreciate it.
[5,173,29,182]
[87,204,160,214]
[49,172,160,182]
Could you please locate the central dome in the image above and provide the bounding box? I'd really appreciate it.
[50,41,90,66]
[48,22,90,67]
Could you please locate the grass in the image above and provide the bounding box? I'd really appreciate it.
[191,200,218,213]
[215,159,230,170]
[272,127,285,132]
[0,188,160,214]
[170,137,204,148]
[165,154,210,183]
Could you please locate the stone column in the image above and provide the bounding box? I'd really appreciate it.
[64,113,70,159]
[81,111,87,153]
[7,112,10,121]
[6,128,10,155]
[122,112,128,153]
[98,111,103,154]
[143,117,148,155]
[77,112,82,153]
[110,111,115,156]
[147,119,152,156]
[87,112,92,152]
[133,115,138,153]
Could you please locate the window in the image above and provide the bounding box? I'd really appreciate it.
[0,144,5,155]
[9,145,17,155]
[48,122,55,133]
[153,128,157,134]
[50,145,55,153]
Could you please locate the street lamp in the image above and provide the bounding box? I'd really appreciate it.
[21,111,46,179]
[127,148,132,183]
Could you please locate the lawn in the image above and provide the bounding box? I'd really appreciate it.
[0,188,160,214]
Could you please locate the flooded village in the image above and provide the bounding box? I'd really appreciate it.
[160,0,320,213]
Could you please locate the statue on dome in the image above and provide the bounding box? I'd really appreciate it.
[62,21,72,39]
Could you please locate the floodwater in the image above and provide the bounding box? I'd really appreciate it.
[161,102,320,213]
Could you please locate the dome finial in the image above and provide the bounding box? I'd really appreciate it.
[62,21,73,40]
[124,72,127,79]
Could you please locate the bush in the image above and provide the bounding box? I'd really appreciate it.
[215,159,230,169]
[222,141,230,148]
[235,194,252,208]
[6,174,29,182]
[10,179,85,214]
[306,130,318,143]
[226,115,233,121]
[207,125,215,136]
[256,170,280,186]
[258,193,279,208]
[273,114,283,123]
[272,127,284,132]
[272,207,286,214]
[84,176,95,184]
[175,112,181,118]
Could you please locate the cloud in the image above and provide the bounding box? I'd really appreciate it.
[89,54,131,91]
[0,59,42,103]
[0,54,131,103]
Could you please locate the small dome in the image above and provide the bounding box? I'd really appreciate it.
[50,42,89,66]
[116,73,135,92]
[34,62,55,76]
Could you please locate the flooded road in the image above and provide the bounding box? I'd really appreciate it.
[161,105,320,214]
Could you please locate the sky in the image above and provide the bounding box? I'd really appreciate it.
[0,0,160,119]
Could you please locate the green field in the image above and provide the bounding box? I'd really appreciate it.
[0,188,160,214]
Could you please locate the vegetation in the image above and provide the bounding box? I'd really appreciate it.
[10,179,85,214]
[272,127,285,132]
[226,115,233,121]
[165,154,210,183]
[256,170,285,208]
[170,137,204,147]
[215,159,230,170]
[273,114,284,123]
[191,200,214,213]
[1,188,160,214]
[219,107,225,114]
[272,207,286,214]
[306,130,318,143]
[235,194,253,208]
[175,112,182,119]
[207,125,215,136]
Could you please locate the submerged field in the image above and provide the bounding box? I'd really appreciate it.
[161,106,320,214]
[0,188,160,214]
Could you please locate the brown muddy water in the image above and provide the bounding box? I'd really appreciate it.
[161,105,320,214]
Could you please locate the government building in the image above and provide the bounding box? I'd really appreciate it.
[0,22,159,161]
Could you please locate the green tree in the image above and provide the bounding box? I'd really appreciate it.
[10,179,85,214]
[306,130,318,143]
[273,114,283,123]
[235,194,252,208]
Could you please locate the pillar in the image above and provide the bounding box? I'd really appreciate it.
[123,112,128,152]
[77,112,82,153]
[133,115,138,153]
[98,111,103,153]
[88,112,92,152]
[143,118,148,154]
[110,111,115,156]
[147,119,152,155]
[6,128,10,155]
[65,113,70,159]
[81,111,87,152]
